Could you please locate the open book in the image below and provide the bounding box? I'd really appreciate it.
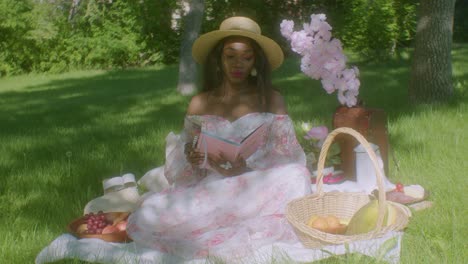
[195,123,267,168]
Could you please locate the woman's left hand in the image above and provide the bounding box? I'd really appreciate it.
[209,154,250,177]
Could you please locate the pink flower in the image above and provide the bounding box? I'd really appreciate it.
[338,89,359,107]
[190,228,204,238]
[321,79,335,94]
[290,31,312,54]
[280,20,294,39]
[281,14,360,107]
[304,126,328,141]
[310,14,328,31]
[206,233,225,247]
[216,213,237,226]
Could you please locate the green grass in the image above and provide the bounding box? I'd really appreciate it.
[1,44,467,263]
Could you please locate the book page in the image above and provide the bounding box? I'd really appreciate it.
[238,124,267,159]
[196,123,266,167]
[197,132,240,163]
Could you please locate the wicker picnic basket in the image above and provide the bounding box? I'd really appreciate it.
[286,127,411,248]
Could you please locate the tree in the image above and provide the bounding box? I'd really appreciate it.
[68,0,82,22]
[177,0,205,95]
[409,0,457,103]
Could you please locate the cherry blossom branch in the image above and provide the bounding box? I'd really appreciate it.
[280,14,360,107]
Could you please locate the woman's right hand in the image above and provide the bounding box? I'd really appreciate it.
[184,143,205,167]
[208,154,250,177]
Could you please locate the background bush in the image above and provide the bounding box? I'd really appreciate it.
[0,0,466,77]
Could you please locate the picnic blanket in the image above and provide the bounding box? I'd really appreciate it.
[36,178,408,264]
[36,230,403,264]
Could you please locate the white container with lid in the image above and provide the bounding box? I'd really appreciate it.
[354,143,395,193]
[122,173,137,188]
[102,176,125,194]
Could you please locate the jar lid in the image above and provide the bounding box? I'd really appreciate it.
[102,176,125,191]
[353,142,379,153]
[122,173,136,185]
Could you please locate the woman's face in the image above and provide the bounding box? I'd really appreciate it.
[221,37,255,84]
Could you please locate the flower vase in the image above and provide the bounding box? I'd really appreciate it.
[305,152,316,174]
[332,104,389,181]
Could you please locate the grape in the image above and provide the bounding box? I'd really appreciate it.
[83,211,111,234]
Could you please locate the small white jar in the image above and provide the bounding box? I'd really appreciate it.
[122,173,137,188]
[102,176,125,194]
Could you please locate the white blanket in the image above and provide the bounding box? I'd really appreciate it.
[37,153,407,264]
[36,231,403,264]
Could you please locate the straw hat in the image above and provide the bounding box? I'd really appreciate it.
[192,16,284,70]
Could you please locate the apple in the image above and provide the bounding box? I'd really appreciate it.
[102,225,119,234]
[115,220,127,231]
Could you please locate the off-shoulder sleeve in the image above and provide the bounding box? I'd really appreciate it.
[247,115,306,170]
[164,116,205,187]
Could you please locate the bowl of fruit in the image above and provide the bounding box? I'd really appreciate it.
[67,211,132,243]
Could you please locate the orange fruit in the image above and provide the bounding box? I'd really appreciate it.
[310,217,329,232]
[325,215,341,228]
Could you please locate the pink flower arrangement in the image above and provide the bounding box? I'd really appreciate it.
[300,122,341,169]
[304,125,328,143]
[280,14,360,107]
[301,124,328,153]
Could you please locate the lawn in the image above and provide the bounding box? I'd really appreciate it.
[0,44,467,263]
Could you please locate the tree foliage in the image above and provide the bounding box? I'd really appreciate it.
[0,0,36,75]
[0,0,466,77]
[0,0,179,76]
[340,0,418,60]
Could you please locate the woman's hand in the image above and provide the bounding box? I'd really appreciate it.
[208,154,251,177]
[185,143,251,176]
[184,143,205,167]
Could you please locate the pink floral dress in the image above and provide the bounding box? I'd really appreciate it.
[127,113,311,260]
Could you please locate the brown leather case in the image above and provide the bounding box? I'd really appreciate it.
[332,106,389,181]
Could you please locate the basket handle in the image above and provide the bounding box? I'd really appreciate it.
[315,127,387,232]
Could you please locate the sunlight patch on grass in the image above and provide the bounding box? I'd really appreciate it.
[1,46,468,264]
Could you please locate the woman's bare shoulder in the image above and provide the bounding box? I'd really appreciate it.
[186,92,210,116]
[268,89,288,115]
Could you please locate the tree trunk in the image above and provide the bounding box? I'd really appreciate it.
[68,0,82,22]
[409,0,456,103]
[177,0,205,95]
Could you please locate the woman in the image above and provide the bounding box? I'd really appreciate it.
[127,17,311,260]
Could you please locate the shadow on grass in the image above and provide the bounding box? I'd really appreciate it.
[2,50,466,218]
[0,66,190,234]
[0,45,467,263]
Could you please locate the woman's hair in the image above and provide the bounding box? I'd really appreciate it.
[201,36,273,112]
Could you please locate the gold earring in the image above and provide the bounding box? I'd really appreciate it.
[250,68,257,76]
